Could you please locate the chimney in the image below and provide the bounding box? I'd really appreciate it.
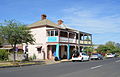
[41,14,47,20]
[58,20,63,25]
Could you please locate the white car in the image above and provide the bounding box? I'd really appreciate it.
[106,53,115,58]
[72,52,90,62]
[90,53,103,60]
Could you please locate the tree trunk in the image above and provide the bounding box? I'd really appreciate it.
[13,45,16,62]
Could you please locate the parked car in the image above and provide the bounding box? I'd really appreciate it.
[90,53,103,60]
[114,53,119,57]
[72,51,90,62]
[106,53,115,58]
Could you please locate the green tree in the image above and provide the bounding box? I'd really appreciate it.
[83,47,93,55]
[0,36,4,46]
[0,20,35,61]
[96,41,120,54]
[0,23,4,45]
[105,41,116,51]
[111,48,120,53]
[96,45,110,54]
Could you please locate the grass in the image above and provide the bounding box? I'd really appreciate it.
[0,61,45,67]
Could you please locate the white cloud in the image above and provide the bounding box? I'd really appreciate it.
[59,6,120,44]
[61,7,120,34]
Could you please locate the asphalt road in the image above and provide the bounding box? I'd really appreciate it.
[0,58,120,77]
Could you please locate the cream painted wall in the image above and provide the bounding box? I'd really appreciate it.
[26,27,48,60]
[31,27,47,44]
[28,45,44,59]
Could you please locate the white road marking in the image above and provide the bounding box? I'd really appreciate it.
[90,65,103,69]
[115,60,120,63]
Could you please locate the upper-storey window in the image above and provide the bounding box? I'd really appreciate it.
[47,31,51,36]
[51,31,54,36]
[47,30,58,36]
[60,31,67,37]
[55,31,58,36]
[69,33,75,38]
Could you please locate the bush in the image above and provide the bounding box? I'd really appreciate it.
[0,49,9,61]
[33,54,36,60]
[28,54,36,61]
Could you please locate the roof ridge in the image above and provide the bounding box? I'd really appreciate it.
[28,19,58,27]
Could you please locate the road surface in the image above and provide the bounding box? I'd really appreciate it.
[0,58,120,77]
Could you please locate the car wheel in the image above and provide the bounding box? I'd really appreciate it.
[98,58,100,60]
[81,58,84,62]
[88,58,90,61]
[72,60,75,62]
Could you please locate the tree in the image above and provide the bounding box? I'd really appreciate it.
[96,45,110,54]
[0,20,35,61]
[83,47,93,55]
[105,41,116,51]
[96,41,120,55]
[111,48,120,53]
[116,43,120,48]
[0,36,4,46]
[0,23,4,46]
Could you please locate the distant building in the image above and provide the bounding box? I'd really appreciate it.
[24,14,92,60]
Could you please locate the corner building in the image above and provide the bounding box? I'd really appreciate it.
[24,15,92,60]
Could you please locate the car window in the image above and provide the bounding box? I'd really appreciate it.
[82,53,87,55]
[107,53,112,55]
[92,53,98,55]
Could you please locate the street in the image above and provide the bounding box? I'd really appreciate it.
[0,58,120,77]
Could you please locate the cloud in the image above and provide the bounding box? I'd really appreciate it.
[59,5,120,44]
[61,7,120,34]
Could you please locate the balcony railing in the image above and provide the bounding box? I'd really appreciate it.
[77,40,92,44]
[59,37,68,42]
[47,36,92,45]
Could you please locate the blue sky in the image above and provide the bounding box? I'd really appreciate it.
[0,0,120,44]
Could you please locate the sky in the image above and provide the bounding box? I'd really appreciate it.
[0,0,120,44]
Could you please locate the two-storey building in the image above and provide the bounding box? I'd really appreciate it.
[24,14,92,60]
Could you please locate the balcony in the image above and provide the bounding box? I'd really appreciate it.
[46,29,92,45]
[47,36,76,43]
[77,40,92,45]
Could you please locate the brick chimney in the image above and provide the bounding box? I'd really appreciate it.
[58,20,63,25]
[41,14,47,20]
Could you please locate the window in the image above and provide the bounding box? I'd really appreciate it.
[47,31,51,36]
[47,30,58,36]
[60,31,67,37]
[69,33,75,38]
[51,31,54,36]
[82,53,87,55]
[55,31,58,36]
[37,46,42,53]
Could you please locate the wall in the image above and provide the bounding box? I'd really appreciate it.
[8,53,25,61]
[25,27,47,60]
[60,45,65,59]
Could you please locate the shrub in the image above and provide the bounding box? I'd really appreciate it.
[33,54,36,60]
[0,49,9,61]
[28,54,36,61]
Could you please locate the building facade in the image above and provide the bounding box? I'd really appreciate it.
[24,14,92,60]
